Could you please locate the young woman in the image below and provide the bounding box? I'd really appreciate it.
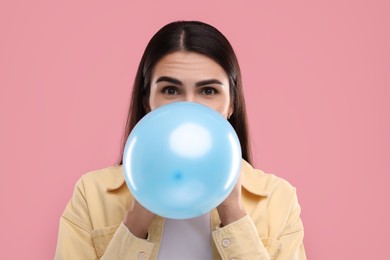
[55,21,306,260]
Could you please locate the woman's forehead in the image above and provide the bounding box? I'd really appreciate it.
[152,52,228,81]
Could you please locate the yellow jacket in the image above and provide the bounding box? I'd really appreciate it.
[55,160,306,259]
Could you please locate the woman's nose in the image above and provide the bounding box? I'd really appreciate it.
[183,93,195,102]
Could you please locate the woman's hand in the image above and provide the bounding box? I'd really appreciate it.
[123,199,154,239]
[217,176,247,226]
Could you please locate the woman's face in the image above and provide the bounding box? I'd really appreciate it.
[148,51,233,118]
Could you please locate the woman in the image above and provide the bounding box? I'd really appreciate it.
[55,21,306,259]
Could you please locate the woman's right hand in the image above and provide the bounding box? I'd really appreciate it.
[123,199,154,239]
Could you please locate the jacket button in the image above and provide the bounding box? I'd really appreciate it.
[222,238,231,247]
[138,251,146,260]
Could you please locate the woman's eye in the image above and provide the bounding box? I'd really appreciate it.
[200,88,217,95]
[162,87,179,95]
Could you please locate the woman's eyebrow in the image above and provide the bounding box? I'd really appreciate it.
[155,76,182,85]
[155,77,224,87]
[195,79,224,87]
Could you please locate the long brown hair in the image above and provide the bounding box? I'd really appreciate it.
[118,21,252,164]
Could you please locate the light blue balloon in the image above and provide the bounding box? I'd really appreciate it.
[123,102,242,219]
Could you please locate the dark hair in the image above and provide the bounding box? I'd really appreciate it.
[117,21,252,164]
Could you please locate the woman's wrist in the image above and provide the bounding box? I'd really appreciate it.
[123,201,154,239]
[123,215,150,239]
[217,204,247,227]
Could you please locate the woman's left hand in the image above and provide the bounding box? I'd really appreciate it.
[216,175,247,226]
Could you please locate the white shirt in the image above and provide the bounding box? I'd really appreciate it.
[157,213,213,259]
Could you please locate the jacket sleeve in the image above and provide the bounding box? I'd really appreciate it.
[212,214,271,259]
[271,191,306,260]
[211,189,306,260]
[54,178,155,260]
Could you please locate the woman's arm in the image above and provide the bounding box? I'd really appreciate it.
[123,200,154,239]
[271,191,306,260]
[213,176,306,260]
[54,177,155,260]
[217,176,247,226]
[213,177,271,259]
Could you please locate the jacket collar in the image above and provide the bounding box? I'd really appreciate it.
[107,160,269,197]
[240,160,269,196]
[106,166,126,191]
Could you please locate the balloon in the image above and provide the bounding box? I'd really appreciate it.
[123,102,242,219]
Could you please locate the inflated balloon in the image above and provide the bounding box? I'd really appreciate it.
[123,102,242,219]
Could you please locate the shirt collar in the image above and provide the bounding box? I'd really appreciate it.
[107,160,269,197]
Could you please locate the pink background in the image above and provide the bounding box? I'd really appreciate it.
[1,0,389,259]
